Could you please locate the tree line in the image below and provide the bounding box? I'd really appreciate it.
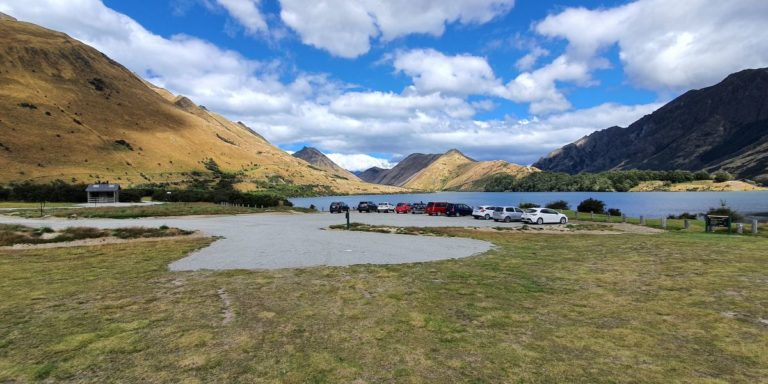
[483,169,734,192]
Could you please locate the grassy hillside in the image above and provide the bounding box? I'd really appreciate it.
[402,150,537,191]
[630,180,766,192]
[0,18,402,195]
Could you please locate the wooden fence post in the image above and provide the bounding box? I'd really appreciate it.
[753,219,759,234]
[640,216,646,225]
[737,223,744,234]
[590,211,594,220]
[684,219,690,229]
[661,217,667,229]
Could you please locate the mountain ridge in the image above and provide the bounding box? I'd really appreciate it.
[0,17,403,195]
[534,68,768,182]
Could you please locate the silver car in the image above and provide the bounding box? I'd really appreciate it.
[492,206,524,222]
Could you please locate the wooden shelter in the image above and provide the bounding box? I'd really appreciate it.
[85,184,120,204]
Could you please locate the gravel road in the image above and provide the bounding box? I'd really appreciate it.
[0,212,503,270]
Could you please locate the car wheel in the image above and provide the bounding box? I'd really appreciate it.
[537,218,544,225]
[504,216,511,223]
[484,214,490,220]
[560,217,567,224]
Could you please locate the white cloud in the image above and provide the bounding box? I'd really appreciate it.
[326,153,394,172]
[515,46,548,71]
[278,0,514,57]
[535,0,768,91]
[0,0,667,168]
[506,55,599,114]
[393,49,509,98]
[215,0,268,35]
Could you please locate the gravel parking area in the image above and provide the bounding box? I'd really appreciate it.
[0,212,502,270]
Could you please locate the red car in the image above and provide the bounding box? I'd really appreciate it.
[425,202,448,216]
[395,202,411,214]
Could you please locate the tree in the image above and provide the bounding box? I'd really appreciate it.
[693,170,711,180]
[713,171,733,183]
[545,200,570,210]
[577,198,606,214]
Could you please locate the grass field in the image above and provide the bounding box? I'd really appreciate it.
[0,202,77,209]
[8,202,315,219]
[561,210,768,238]
[1,229,766,382]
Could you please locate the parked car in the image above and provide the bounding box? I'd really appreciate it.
[410,203,427,214]
[472,205,497,220]
[377,202,395,213]
[493,206,524,222]
[329,202,349,213]
[425,202,448,216]
[445,203,472,217]
[357,201,377,213]
[395,202,411,214]
[522,208,568,224]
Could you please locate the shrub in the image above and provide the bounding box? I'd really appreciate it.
[545,200,569,210]
[713,171,733,183]
[668,212,698,220]
[693,171,711,180]
[119,189,144,203]
[607,208,622,216]
[577,198,605,214]
[519,202,540,209]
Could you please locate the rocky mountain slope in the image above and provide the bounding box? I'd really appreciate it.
[401,149,537,191]
[534,68,768,182]
[292,147,360,181]
[0,17,402,194]
[359,153,442,185]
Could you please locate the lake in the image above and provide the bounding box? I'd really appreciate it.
[291,191,768,219]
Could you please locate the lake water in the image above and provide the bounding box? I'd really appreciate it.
[291,191,768,219]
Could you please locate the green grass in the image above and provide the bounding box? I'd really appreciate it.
[1,230,766,382]
[563,210,768,237]
[8,202,315,219]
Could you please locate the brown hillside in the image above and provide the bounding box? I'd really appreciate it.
[402,149,537,191]
[0,18,402,194]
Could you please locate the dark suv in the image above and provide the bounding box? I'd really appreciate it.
[445,203,472,217]
[411,202,427,214]
[357,201,377,213]
[329,202,349,213]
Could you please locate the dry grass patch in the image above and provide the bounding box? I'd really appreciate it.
[0,231,766,382]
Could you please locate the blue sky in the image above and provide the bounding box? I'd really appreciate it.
[3,0,767,170]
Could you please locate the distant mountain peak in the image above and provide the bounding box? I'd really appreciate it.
[292,147,360,181]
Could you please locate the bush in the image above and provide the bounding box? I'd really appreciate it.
[151,188,291,208]
[713,171,733,183]
[607,208,622,216]
[545,200,569,210]
[519,202,540,209]
[693,171,711,181]
[577,198,605,214]
[118,189,144,203]
[668,212,698,220]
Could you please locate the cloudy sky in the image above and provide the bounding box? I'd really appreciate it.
[3,1,768,171]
